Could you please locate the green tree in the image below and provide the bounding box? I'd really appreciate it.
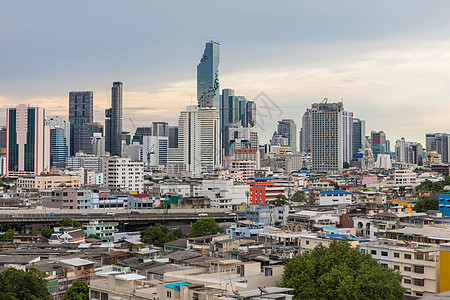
[140,225,183,247]
[281,240,405,300]
[269,194,289,206]
[0,229,14,242]
[62,281,89,300]
[413,197,439,213]
[40,228,53,239]
[55,218,81,228]
[190,218,224,237]
[163,175,170,180]
[0,267,51,300]
[87,234,101,240]
[343,162,350,169]
[291,190,306,203]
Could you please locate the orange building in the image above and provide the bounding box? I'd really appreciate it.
[248,177,286,205]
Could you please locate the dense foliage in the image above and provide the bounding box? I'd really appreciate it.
[87,234,101,240]
[291,190,306,203]
[55,218,81,228]
[190,218,224,237]
[40,228,53,239]
[413,197,439,213]
[416,177,450,193]
[140,225,183,246]
[0,267,51,300]
[0,229,14,241]
[281,240,405,300]
[269,194,289,206]
[62,281,89,300]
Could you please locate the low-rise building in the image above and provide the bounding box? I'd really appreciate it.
[318,190,352,206]
[82,220,119,242]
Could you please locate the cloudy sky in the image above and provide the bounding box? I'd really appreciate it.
[2,1,450,144]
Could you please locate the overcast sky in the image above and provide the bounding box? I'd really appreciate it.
[2,1,450,144]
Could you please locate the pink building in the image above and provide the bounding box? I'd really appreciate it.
[362,175,377,186]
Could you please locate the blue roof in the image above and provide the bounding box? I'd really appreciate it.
[319,190,351,194]
[165,282,190,290]
[327,234,369,242]
[252,177,274,180]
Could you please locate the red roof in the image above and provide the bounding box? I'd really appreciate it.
[234,148,258,154]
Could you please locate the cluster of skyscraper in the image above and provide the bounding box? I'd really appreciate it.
[8,40,447,177]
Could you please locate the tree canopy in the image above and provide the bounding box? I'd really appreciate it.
[62,281,89,300]
[40,228,53,239]
[268,194,289,206]
[87,234,101,240]
[291,190,306,203]
[413,197,439,213]
[0,267,51,300]
[281,240,405,300]
[0,229,14,242]
[140,225,183,247]
[55,218,81,228]
[416,177,450,193]
[190,218,224,237]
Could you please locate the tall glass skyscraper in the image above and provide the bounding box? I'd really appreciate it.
[69,91,93,155]
[352,118,366,155]
[105,82,123,156]
[277,119,298,153]
[197,41,220,108]
[51,127,68,168]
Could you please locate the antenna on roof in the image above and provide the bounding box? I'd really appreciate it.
[321,98,328,104]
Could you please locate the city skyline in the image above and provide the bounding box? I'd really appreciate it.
[3,1,450,144]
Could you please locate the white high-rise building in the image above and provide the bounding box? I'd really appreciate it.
[91,133,105,157]
[311,101,343,173]
[178,106,221,176]
[142,136,168,169]
[342,110,354,164]
[226,122,258,156]
[103,157,143,193]
[7,104,51,177]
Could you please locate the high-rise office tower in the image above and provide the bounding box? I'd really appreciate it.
[426,133,449,163]
[299,108,312,154]
[6,104,51,176]
[197,41,220,108]
[143,136,169,169]
[50,127,68,168]
[226,122,258,156]
[105,82,123,156]
[310,101,343,173]
[46,116,70,156]
[152,122,169,137]
[342,111,353,163]
[352,118,366,155]
[91,133,105,157]
[69,91,93,155]
[132,127,152,144]
[88,122,103,137]
[168,126,178,148]
[178,106,221,176]
[395,138,423,166]
[277,119,298,153]
[220,89,256,154]
[371,131,387,161]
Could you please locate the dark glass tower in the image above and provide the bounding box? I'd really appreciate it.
[197,41,220,108]
[105,82,123,156]
[69,91,93,155]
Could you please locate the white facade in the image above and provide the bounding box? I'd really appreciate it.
[91,133,105,157]
[143,136,169,168]
[159,183,191,197]
[193,180,249,206]
[342,110,353,163]
[394,169,417,186]
[103,157,144,193]
[166,147,185,174]
[375,154,392,169]
[227,124,258,155]
[127,142,143,161]
[311,102,343,173]
[318,191,353,206]
[66,154,104,173]
[178,106,221,176]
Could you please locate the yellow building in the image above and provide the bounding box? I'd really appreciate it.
[440,242,450,293]
[392,199,415,214]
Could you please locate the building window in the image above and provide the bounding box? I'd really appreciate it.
[404,279,411,284]
[306,240,309,245]
[413,278,424,287]
[414,265,424,274]
[167,291,172,298]
[404,266,411,272]
[394,265,399,270]
[393,252,400,258]
[101,293,109,300]
[264,268,273,276]
[371,250,377,255]
[404,254,412,259]
[416,293,423,297]
[91,290,100,299]
[381,251,388,257]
